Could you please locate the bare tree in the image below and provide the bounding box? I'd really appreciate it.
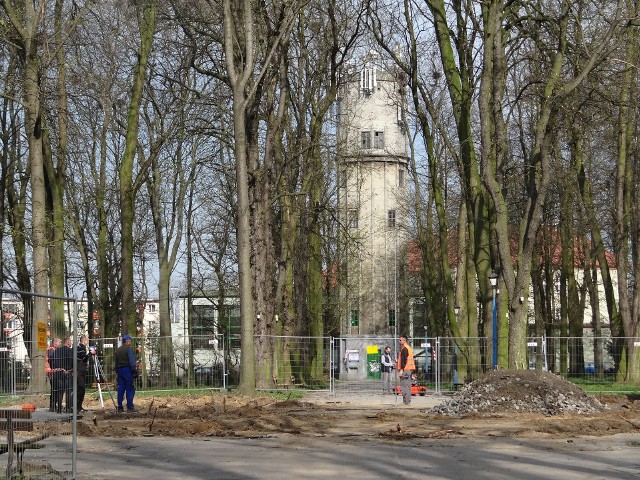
[119,0,157,337]
[0,0,49,391]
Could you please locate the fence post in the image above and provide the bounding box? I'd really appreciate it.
[330,337,335,395]
[435,337,440,395]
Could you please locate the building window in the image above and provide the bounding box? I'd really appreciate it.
[148,304,156,313]
[339,169,347,189]
[398,168,404,187]
[388,209,396,227]
[388,309,396,327]
[348,209,358,228]
[374,131,384,149]
[350,310,359,327]
[223,306,241,349]
[192,304,216,349]
[360,67,377,93]
[361,131,371,149]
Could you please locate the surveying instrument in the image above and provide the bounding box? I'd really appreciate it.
[90,346,117,411]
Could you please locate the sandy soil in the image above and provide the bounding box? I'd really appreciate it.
[61,371,640,442]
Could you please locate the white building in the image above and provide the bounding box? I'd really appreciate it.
[169,295,240,382]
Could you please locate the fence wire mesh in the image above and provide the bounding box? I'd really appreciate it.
[0,290,76,479]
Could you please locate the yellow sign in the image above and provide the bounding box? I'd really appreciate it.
[366,345,379,354]
[37,322,47,350]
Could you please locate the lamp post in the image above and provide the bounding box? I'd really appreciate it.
[489,272,498,369]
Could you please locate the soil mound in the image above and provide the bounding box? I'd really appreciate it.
[431,369,606,416]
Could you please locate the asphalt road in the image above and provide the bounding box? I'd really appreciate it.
[17,394,640,479]
[33,431,640,480]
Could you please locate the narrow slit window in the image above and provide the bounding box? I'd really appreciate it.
[388,209,396,227]
[350,310,359,327]
[361,131,371,149]
[374,131,384,149]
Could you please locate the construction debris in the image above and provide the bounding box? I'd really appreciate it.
[431,369,606,416]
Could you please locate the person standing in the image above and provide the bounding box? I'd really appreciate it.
[115,335,138,412]
[51,337,74,413]
[76,335,92,412]
[397,335,415,405]
[46,338,61,412]
[381,346,394,394]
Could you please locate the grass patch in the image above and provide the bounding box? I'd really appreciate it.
[135,388,305,401]
[567,377,640,394]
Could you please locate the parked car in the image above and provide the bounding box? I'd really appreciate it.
[194,366,222,386]
[147,368,160,387]
[584,362,595,374]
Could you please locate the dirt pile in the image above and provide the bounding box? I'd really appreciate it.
[431,369,606,416]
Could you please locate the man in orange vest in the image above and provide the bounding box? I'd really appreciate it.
[397,335,415,405]
[46,338,61,412]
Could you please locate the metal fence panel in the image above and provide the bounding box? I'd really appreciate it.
[88,335,231,393]
[0,289,77,479]
[87,334,333,393]
[256,335,332,391]
[528,336,622,379]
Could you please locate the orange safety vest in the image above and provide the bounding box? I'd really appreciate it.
[397,344,415,371]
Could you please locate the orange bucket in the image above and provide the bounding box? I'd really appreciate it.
[21,404,35,412]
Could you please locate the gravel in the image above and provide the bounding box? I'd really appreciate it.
[430,369,607,416]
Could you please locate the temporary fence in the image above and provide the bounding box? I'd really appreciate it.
[87,334,230,393]
[85,334,333,394]
[331,335,636,396]
[86,333,637,397]
[0,289,79,480]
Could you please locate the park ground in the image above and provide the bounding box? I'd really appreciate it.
[35,370,640,440]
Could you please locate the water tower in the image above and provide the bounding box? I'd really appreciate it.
[337,56,409,336]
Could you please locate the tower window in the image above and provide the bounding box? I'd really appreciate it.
[388,309,396,327]
[374,131,384,149]
[339,169,346,189]
[350,310,359,327]
[348,209,358,228]
[360,67,377,92]
[398,168,404,187]
[361,131,371,149]
[388,209,396,227]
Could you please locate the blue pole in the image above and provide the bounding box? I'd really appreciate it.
[492,291,498,369]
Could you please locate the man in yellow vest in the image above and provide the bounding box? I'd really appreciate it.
[397,335,415,405]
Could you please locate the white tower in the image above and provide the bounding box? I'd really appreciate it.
[337,57,409,335]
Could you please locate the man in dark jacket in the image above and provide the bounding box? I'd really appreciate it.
[76,335,92,412]
[47,337,61,412]
[115,335,138,412]
[50,337,74,413]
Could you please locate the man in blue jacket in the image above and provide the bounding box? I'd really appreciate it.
[114,335,138,412]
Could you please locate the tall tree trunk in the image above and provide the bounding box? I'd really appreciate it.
[0,0,49,391]
[425,0,491,339]
[43,0,69,338]
[119,1,157,336]
[614,11,639,381]
[2,59,32,297]
[223,0,257,394]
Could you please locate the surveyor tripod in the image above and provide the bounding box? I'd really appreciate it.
[91,350,117,411]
